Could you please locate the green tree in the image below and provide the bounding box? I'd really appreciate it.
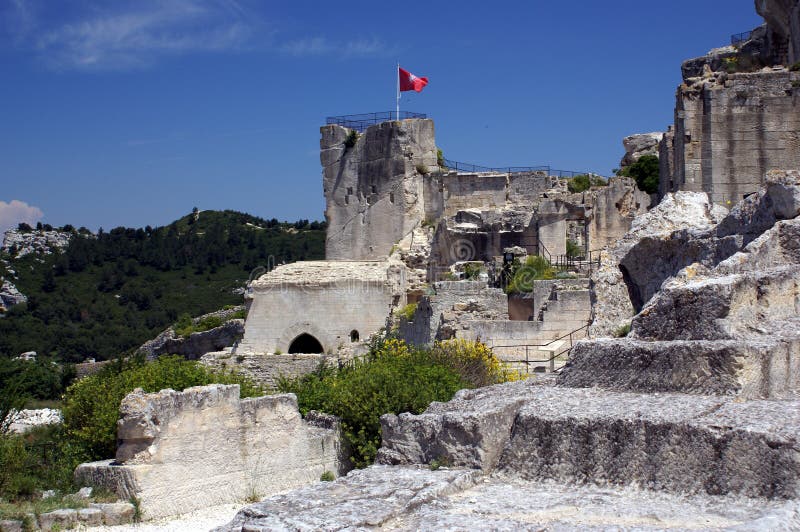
[621,154,660,194]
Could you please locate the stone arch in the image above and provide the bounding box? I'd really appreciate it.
[288,333,324,354]
[277,321,330,354]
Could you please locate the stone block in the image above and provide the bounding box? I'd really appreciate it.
[0,520,23,532]
[37,509,77,531]
[77,507,103,526]
[91,502,135,525]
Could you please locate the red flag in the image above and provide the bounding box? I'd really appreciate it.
[399,67,428,92]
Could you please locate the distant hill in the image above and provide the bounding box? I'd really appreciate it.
[0,210,326,362]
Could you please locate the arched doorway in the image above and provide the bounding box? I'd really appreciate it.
[288,333,324,354]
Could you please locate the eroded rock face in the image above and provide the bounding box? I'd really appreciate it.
[76,384,348,520]
[0,279,27,309]
[1,229,72,258]
[620,132,663,168]
[138,307,246,360]
[589,191,727,336]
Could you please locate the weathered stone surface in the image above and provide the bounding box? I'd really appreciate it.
[559,338,799,399]
[7,408,61,433]
[239,260,405,355]
[1,229,72,258]
[620,132,663,168]
[0,279,26,309]
[377,380,539,470]
[76,506,103,525]
[589,191,727,336]
[323,120,437,260]
[756,0,800,64]
[200,350,335,388]
[75,385,348,520]
[37,509,77,531]
[0,519,23,532]
[216,466,482,532]
[90,502,135,525]
[138,306,246,360]
[378,383,800,500]
[391,477,800,531]
[661,69,800,206]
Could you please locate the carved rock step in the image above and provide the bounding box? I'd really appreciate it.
[378,382,800,500]
[217,466,800,531]
[558,337,800,399]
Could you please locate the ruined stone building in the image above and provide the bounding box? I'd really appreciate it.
[658,0,800,206]
[235,117,648,374]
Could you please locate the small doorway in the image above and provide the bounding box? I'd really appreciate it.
[288,333,324,354]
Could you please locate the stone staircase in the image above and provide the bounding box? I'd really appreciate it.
[464,280,592,372]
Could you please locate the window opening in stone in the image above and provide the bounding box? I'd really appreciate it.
[350,330,360,342]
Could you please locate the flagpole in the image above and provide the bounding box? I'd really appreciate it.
[396,61,400,121]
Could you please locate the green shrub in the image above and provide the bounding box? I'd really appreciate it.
[319,471,335,482]
[344,130,359,149]
[62,355,264,459]
[566,239,582,258]
[429,339,521,387]
[506,256,555,294]
[396,302,418,322]
[277,339,467,468]
[437,148,445,168]
[567,174,592,193]
[613,322,632,338]
[415,164,429,175]
[462,263,483,280]
[620,154,660,194]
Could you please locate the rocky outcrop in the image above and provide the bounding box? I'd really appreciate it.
[1,229,72,258]
[322,119,437,261]
[589,190,727,336]
[137,306,245,360]
[568,170,800,399]
[756,0,800,64]
[7,408,62,433]
[619,132,662,168]
[75,384,349,520]
[218,463,799,530]
[0,279,26,309]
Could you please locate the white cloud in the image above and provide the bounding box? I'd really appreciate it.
[9,0,258,70]
[281,36,393,58]
[0,200,44,234]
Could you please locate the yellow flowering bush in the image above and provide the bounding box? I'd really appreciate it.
[430,338,523,387]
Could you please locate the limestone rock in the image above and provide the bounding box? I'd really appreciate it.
[559,337,799,399]
[0,280,26,309]
[1,229,72,258]
[90,502,135,526]
[138,317,245,361]
[7,408,62,433]
[619,132,663,168]
[217,466,482,532]
[76,384,348,520]
[37,509,77,531]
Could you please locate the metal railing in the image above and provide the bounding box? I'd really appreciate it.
[441,158,606,179]
[485,323,590,374]
[325,111,427,132]
[551,249,602,272]
[731,30,753,47]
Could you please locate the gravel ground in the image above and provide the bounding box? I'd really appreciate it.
[79,503,242,531]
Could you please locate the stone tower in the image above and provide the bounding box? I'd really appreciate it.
[321,119,438,260]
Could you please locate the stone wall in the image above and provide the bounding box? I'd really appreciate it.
[75,384,348,520]
[399,281,508,346]
[238,260,404,355]
[663,70,800,206]
[201,351,336,389]
[322,120,437,260]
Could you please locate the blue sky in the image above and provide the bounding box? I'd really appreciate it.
[0,0,763,232]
